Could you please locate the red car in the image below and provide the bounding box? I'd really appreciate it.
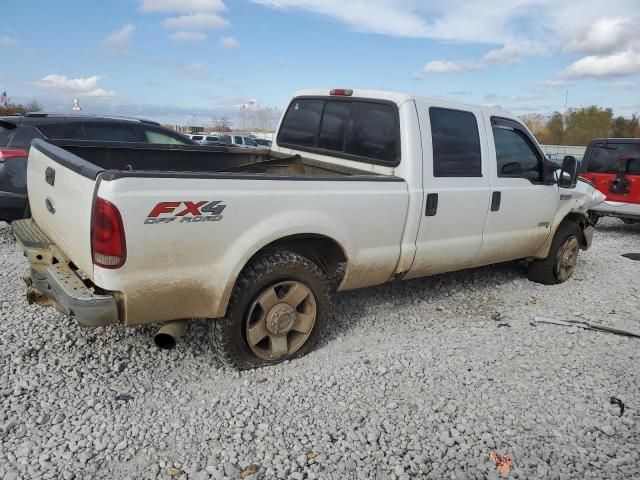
[580,138,640,224]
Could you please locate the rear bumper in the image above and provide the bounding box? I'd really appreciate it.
[12,219,119,327]
[591,201,640,221]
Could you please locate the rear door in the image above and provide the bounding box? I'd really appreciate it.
[477,116,558,263]
[581,141,640,204]
[406,101,491,277]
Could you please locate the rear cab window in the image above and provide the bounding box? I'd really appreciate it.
[277,97,400,166]
[586,143,640,175]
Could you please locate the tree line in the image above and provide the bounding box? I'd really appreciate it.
[522,106,640,146]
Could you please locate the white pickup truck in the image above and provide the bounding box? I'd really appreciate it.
[13,89,603,369]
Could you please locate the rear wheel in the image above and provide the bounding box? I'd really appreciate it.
[528,222,582,285]
[208,249,331,370]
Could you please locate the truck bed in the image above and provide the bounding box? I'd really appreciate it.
[26,139,408,325]
[44,140,385,179]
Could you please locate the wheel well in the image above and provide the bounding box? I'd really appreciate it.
[560,213,589,248]
[247,234,348,285]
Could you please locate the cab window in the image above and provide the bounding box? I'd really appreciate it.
[429,107,482,177]
[492,125,542,182]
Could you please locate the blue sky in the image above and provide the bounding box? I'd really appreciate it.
[2,0,640,125]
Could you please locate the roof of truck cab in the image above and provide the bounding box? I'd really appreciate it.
[293,88,522,122]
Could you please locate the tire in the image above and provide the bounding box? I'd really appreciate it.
[208,249,331,370]
[528,222,582,285]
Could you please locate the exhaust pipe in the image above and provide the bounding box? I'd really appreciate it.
[154,320,188,350]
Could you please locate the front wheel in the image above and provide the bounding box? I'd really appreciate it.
[208,249,331,369]
[528,222,582,285]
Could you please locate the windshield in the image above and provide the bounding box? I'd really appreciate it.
[0,121,17,147]
[588,143,640,175]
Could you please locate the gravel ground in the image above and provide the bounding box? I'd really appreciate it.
[1,219,639,480]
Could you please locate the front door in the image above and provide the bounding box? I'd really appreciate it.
[477,116,558,264]
[407,102,491,278]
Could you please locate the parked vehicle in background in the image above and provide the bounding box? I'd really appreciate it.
[548,152,582,167]
[218,134,260,148]
[0,113,194,222]
[13,88,603,370]
[255,138,272,149]
[200,135,221,145]
[580,138,640,224]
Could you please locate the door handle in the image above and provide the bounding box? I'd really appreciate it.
[491,191,501,211]
[425,193,438,216]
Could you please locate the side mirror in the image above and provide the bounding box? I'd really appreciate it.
[559,155,578,188]
[501,162,522,176]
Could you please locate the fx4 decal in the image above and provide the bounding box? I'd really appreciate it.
[145,201,226,224]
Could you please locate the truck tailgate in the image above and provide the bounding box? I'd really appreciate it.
[27,140,100,277]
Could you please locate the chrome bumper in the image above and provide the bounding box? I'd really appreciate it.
[12,219,119,328]
[591,201,640,221]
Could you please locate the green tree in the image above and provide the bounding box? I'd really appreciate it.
[611,114,639,138]
[545,112,565,145]
[563,106,612,145]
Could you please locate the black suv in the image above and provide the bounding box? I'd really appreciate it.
[0,113,194,222]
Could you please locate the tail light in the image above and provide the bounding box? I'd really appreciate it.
[92,197,126,269]
[0,148,29,161]
[330,88,353,96]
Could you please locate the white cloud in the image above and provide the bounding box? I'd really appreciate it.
[483,43,549,65]
[163,13,229,30]
[140,0,226,13]
[169,31,208,42]
[415,42,548,77]
[219,36,239,49]
[418,60,482,76]
[36,74,116,97]
[561,49,640,79]
[0,35,16,47]
[102,24,135,56]
[252,0,429,38]
[565,17,635,55]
